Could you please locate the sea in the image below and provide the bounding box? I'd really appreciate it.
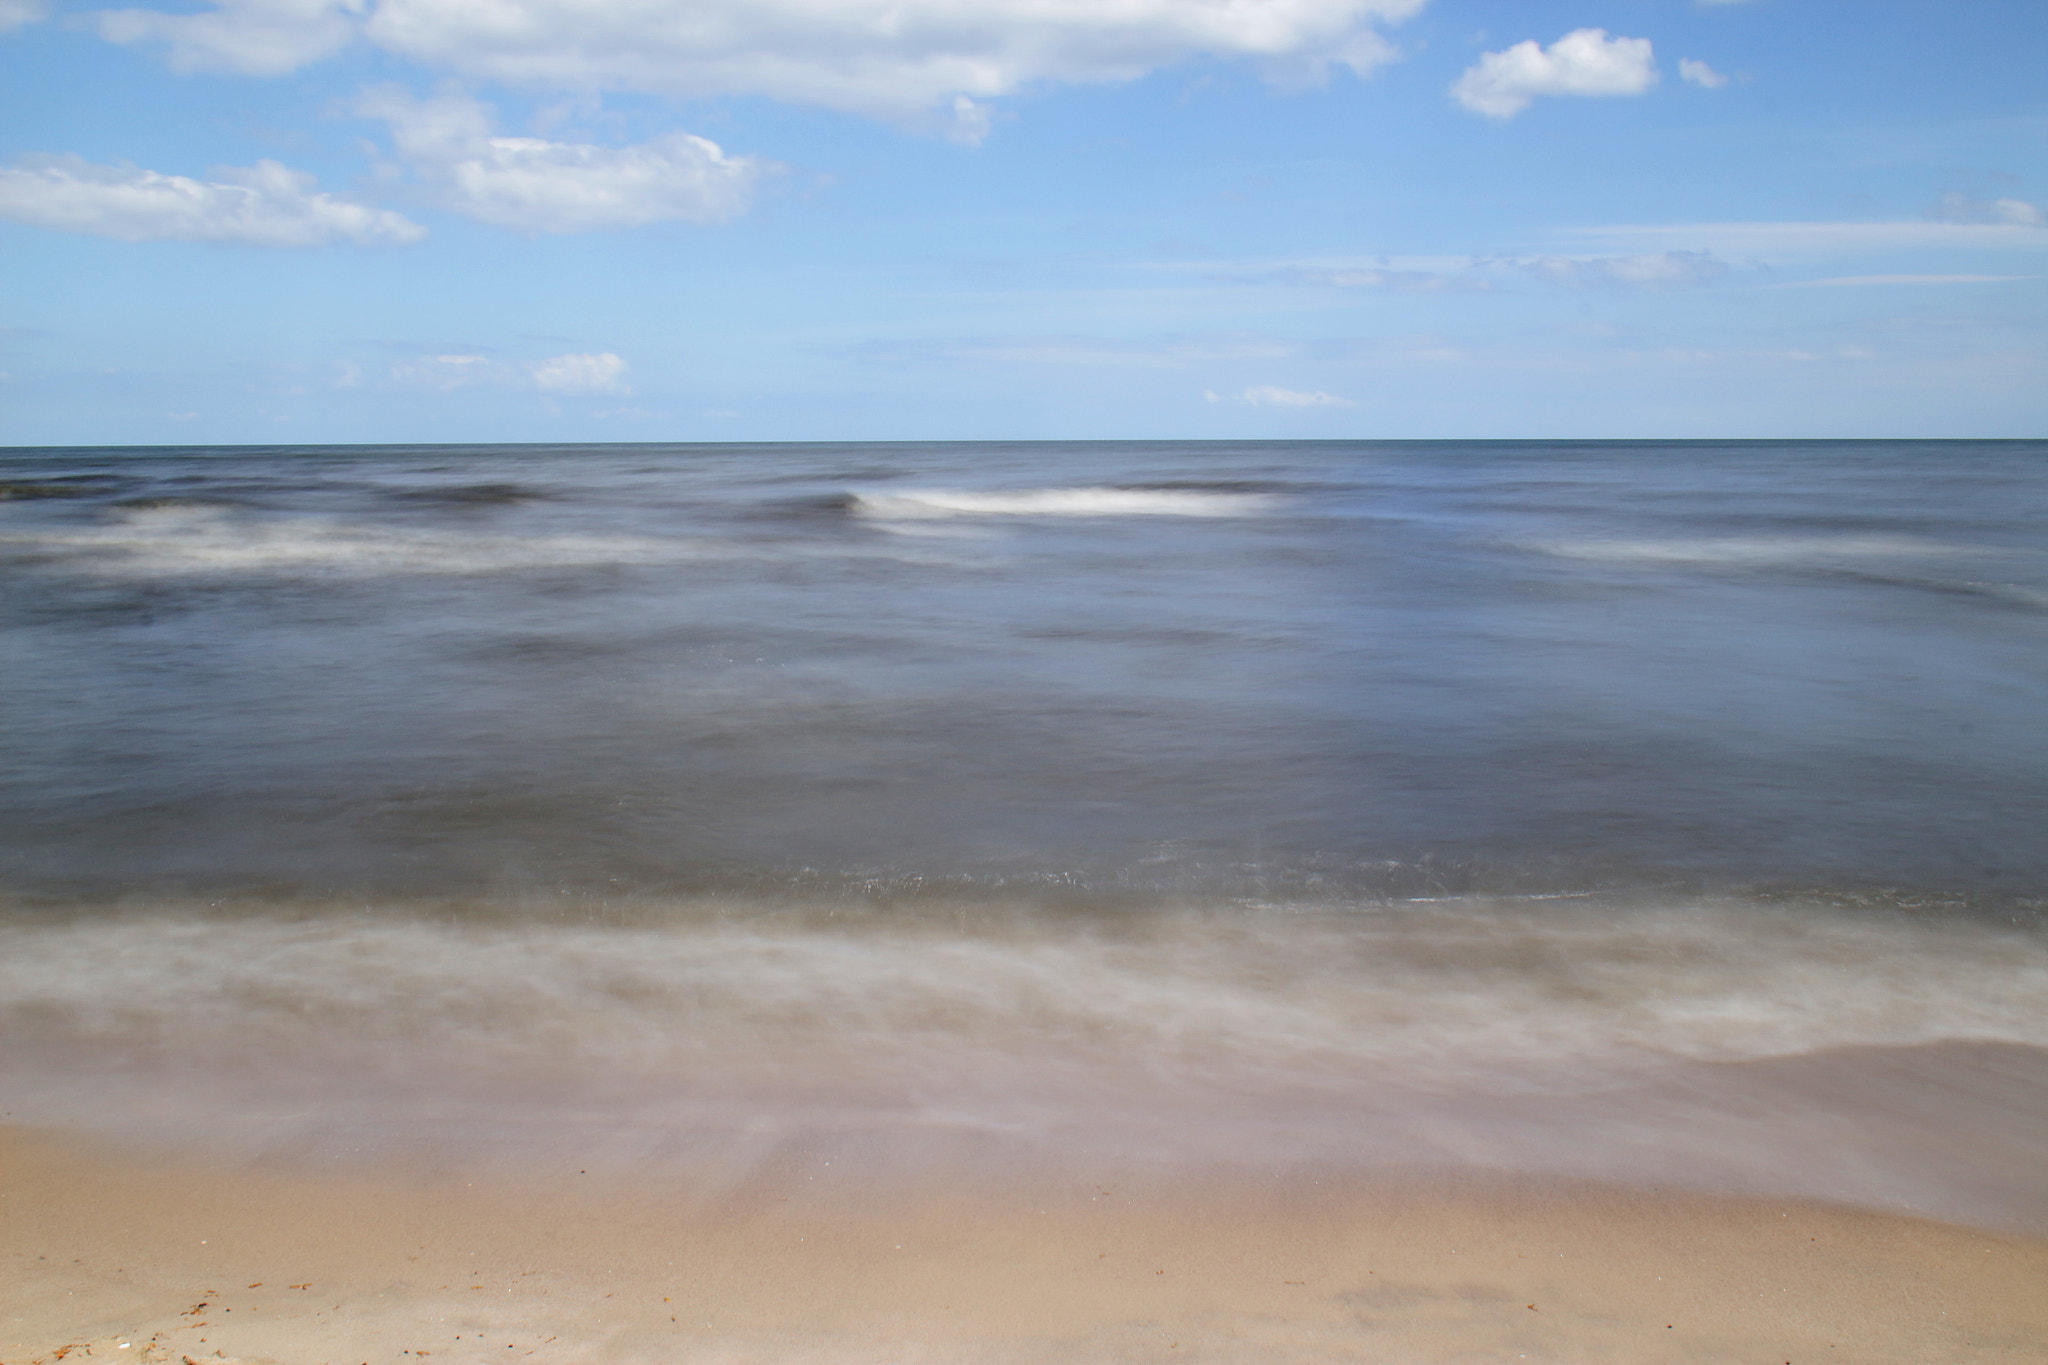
[3,439,2045,1225]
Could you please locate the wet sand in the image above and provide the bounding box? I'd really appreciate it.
[5,1124,2047,1365]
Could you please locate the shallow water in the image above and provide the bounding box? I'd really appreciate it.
[2,439,2045,1222]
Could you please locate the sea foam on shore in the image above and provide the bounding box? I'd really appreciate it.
[3,893,2046,1233]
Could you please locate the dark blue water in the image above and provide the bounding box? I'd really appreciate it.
[3,440,2045,1221]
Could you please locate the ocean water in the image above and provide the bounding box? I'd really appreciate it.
[3,440,2046,1221]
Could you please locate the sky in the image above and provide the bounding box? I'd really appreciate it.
[1,0,2044,445]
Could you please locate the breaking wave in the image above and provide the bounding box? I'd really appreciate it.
[0,503,712,578]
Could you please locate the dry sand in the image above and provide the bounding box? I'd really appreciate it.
[5,1126,2046,1365]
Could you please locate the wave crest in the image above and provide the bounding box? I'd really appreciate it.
[850,486,1279,520]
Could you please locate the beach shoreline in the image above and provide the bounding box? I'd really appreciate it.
[6,1120,2048,1365]
[6,439,2047,1363]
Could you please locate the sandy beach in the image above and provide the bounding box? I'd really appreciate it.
[6,1120,2047,1365]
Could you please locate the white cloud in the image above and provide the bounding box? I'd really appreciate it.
[1239,385,1353,407]
[1935,193,2043,228]
[530,351,629,394]
[0,155,425,245]
[94,0,1430,127]
[1451,28,1658,120]
[0,0,48,34]
[357,88,766,231]
[1678,58,1728,89]
[95,0,360,76]
[1511,250,1729,290]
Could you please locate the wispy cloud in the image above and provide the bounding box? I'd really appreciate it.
[1217,385,1354,407]
[1934,193,2043,228]
[388,352,493,390]
[0,154,424,246]
[530,351,629,394]
[1277,264,1488,293]
[0,0,47,33]
[1148,251,1729,294]
[1567,219,2048,257]
[1451,28,1658,120]
[855,333,1297,370]
[357,88,769,232]
[1505,250,1730,290]
[1768,274,2038,289]
[96,0,360,76]
[385,348,630,393]
[1678,58,1729,89]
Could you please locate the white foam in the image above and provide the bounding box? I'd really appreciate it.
[0,505,715,578]
[851,487,1279,521]
[0,504,1037,577]
[7,897,2045,1221]
[3,897,2041,1092]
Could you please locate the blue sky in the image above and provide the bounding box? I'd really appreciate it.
[2,0,2043,444]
